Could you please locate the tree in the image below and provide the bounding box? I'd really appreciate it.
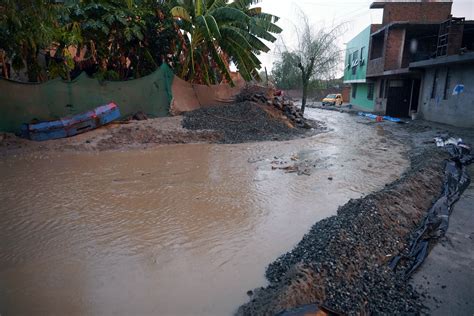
[62,0,160,80]
[169,0,282,85]
[0,0,62,82]
[271,51,301,90]
[0,0,282,84]
[277,12,343,114]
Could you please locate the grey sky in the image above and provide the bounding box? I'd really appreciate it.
[258,0,474,72]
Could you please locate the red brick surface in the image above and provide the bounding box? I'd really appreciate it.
[384,29,405,70]
[382,3,452,25]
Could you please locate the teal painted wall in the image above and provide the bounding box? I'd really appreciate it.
[0,65,174,133]
[344,26,371,82]
[350,83,374,110]
[344,25,375,111]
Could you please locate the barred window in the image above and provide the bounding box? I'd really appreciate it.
[443,68,451,100]
[431,69,438,99]
[367,83,374,100]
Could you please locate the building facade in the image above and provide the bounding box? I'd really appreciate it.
[410,18,474,128]
[343,26,375,111]
[366,1,453,117]
[343,1,473,127]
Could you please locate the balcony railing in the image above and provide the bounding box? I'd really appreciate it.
[367,57,384,76]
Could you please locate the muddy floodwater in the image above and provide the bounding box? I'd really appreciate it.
[0,109,409,315]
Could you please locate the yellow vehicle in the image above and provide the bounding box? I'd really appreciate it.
[322,93,343,106]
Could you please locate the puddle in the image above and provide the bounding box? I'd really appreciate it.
[0,109,409,315]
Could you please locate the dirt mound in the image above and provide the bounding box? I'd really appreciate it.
[0,117,222,155]
[182,102,320,144]
[96,120,221,150]
[237,148,447,315]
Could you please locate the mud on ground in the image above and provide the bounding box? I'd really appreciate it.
[0,116,221,155]
[237,148,447,315]
[0,102,323,156]
[237,112,474,315]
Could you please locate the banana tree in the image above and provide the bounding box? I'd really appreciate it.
[169,0,281,85]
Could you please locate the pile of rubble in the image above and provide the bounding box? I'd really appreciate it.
[237,86,310,129]
[237,147,448,315]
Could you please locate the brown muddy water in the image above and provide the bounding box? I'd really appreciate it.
[0,109,409,315]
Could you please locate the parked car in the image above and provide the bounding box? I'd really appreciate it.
[322,94,343,106]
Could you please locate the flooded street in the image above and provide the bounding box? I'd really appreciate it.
[0,109,409,315]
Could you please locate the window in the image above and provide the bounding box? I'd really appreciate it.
[431,69,438,99]
[443,67,451,100]
[348,54,351,69]
[352,50,358,62]
[352,83,357,98]
[351,50,359,75]
[379,80,385,98]
[360,47,365,60]
[367,83,374,100]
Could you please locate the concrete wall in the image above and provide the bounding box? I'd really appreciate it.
[419,64,474,128]
[374,79,388,113]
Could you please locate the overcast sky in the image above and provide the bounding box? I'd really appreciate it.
[257,0,474,73]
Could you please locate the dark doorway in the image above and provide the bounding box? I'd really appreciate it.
[410,79,421,112]
[386,79,412,117]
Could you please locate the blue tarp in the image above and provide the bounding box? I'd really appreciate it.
[22,102,121,141]
[357,112,401,123]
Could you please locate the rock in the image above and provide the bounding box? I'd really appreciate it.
[132,111,148,121]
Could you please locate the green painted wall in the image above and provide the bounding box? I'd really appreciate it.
[350,83,374,110]
[343,26,375,111]
[0,64,174,133]
[344,26,371,82]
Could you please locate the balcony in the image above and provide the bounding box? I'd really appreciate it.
[367,57,384,77]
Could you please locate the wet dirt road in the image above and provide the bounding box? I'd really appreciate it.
[0,109,409,315]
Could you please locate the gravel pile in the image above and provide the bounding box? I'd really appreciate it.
[237,148,447,315]
[182,102,318,144]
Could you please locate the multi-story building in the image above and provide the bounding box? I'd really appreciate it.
[410,17,474,127]
[366,1,453,117]
[343,26,375,111]
[343,1,473,127]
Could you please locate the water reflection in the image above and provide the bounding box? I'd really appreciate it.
[0,109,409,315]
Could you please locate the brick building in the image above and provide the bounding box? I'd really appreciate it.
[367,1,453,117]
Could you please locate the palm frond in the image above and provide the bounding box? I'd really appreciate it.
[171,6,191,22]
